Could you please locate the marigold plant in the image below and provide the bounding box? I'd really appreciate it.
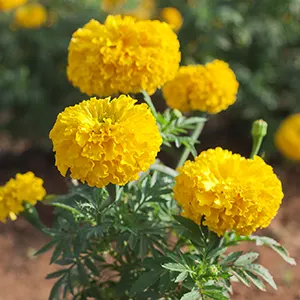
[67,15,180,97]
[0,0,26,11]
[13,3,47,28]
[162,59,239,114]
[160,7,183,32]
[49,95,162,188]
[0,172,46,222]
[275,113,300,161]
[174,147,283,236]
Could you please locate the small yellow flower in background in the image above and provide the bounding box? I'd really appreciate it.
[14,3,47,28]
[160,7,183,32]
[0,0,26,11]
[173,147,283,236]
[162,60,239,114]
[67,15,180,97]
[49,95,162,188]
[275,114,300,161]
[0,172,46,223]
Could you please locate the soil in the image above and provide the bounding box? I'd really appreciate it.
[0,132,300,300]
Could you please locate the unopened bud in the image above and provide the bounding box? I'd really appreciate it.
[251,119,268,138]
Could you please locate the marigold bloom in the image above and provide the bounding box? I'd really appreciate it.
[162,60,239,114]
[173,147,283,236]
[0,0,26,11]
[160,7,183,32]
[0,172,46,222]
[49,95,162,188]
[14,3,47,28]
[67,15,180,97]
[275,114,300,161]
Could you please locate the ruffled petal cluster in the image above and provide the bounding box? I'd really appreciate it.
[173,147,283,236]
[162,60,239,114]
[275,114,300,161]
[160,7,183,32]
[49,95,162,188]
[14,3,47,28]
[0,0,26,11]
[67,15,180,97]
[0,172,46,222]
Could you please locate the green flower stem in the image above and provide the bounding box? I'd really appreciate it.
[177,119,206,168]
[150,163,178,177]
[51,202,84,216]
[100,184,117,211]
[250,119,268,158]
[142,90,158,118]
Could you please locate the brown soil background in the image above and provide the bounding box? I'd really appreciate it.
[0,120,300,300]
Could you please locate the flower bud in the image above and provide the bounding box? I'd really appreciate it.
[251,119,268,138]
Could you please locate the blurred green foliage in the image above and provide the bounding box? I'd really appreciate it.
[1,0,300,150]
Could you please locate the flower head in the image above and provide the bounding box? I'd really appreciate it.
[173,147,283,236]
[49,95,162,188]
[14,3,47,28]
[0,0,26,11]
[275,114,300,161]
[0,172,46,222]
[160,7,183,32]
[67,15,180,97]
[162,60,239,114]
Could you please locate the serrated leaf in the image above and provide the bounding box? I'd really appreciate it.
[246,264,277,290]
[50,242,65,264]
[85,258,99,276]
[234,252,259,266]
[162,263,187,273]
[173,215,200,234]
[202,289,228,300]
[180,290,201,300]
[231,269,250,287]
[270,244,296,265]
[46,269,68,279]
[77,260,90,285]
[175,271,189,283]
[35,240,57,256]
[130,269,163,294]
[221,251,243,265]
[244,271,266,291]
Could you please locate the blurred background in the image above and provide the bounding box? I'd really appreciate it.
[1,0,300,299]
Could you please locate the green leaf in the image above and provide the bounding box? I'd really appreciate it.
[35,240,57,256]
[173,215,201,234]
[46,269,68,279]
[234,252,259,266]
[203,289,228,300]
[251,236,296,265]
[162,263,187,273]
[77,260,90,285]
[85,258,99,276]
[139,236,149,259]
[159,272,172,293]
[244,271,266,291]
[270,244,296,265]
[246,264,277,290]
[231,269,250,287]
[49,276,64,300]
[128,233,138,250]
[130,269,163,294]
[221,251,243,265]
[175,271,189,283]
[180,290,201,300]
[50,242,65,264]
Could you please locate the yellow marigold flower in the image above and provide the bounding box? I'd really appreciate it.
[49,95,162,188]
[14,3,47,28]
[162,60,239,114]
[275,114,300,161]
[173,147,283,236]
[67,15,180,97]
[0,172,46,223]
[0,0,26,11]
[160,7,183,32]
